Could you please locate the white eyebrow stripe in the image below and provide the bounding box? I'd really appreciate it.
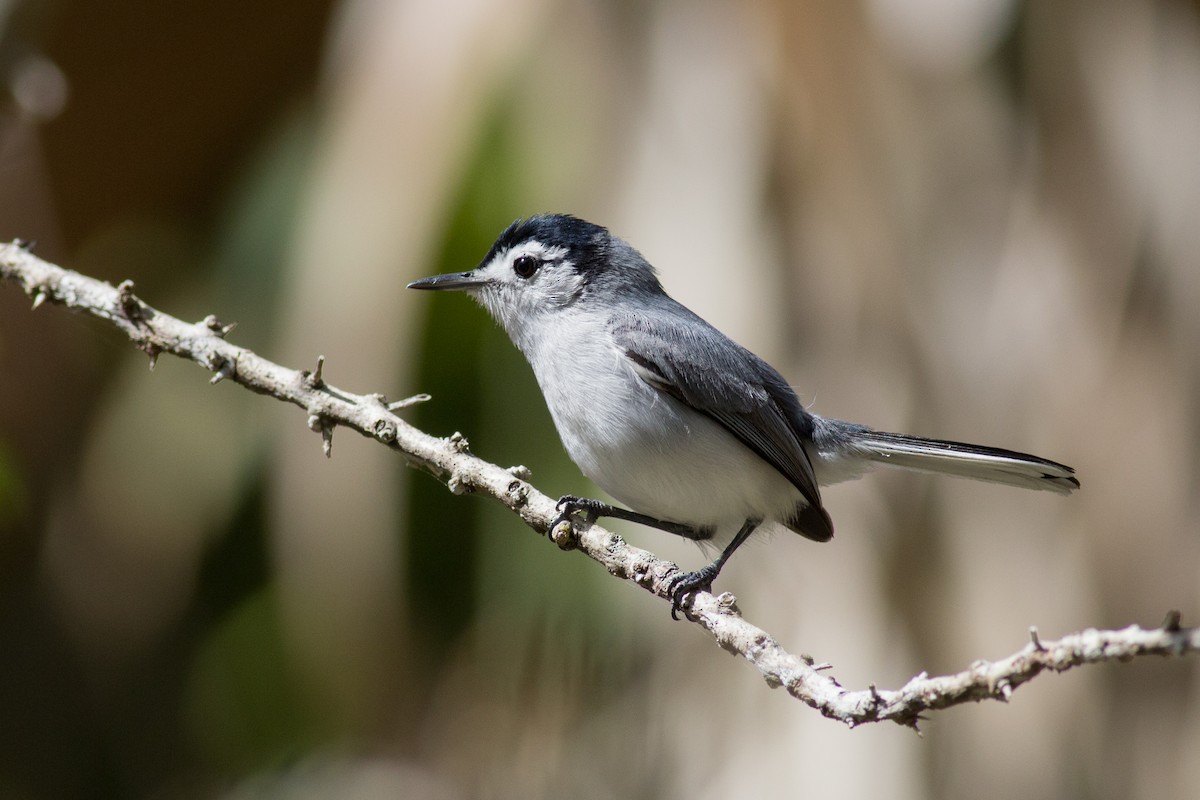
[508,242,568,262]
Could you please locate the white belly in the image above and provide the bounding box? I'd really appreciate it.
[526,319,802,531]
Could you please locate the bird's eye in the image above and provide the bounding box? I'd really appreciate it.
[513,254,540,279]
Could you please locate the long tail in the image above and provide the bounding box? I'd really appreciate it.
[847,430,1080,495]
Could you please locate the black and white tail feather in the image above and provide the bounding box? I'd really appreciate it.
[843,428,1079,494]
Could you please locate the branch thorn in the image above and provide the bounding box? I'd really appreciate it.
[202,314,237,337]
[116,279,145,322]
[867,684,885,714]
[303,355,326,390]
[801,653,832,671]
[146,346,160,371]
[386,393,431,411]
[210,360,234,385]
[31,290,46,310]
[307,413,333,458]
[1029,626,1044,651]
[1162,610,1183,633]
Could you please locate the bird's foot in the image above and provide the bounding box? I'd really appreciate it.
[550,495,602,529]
[548,495,600,544]
[665,564,720,620]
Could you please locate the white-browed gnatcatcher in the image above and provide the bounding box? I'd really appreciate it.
[409,214,1079,617]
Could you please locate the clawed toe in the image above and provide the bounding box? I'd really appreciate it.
[548,495,586,538]
[665,568,715,620]
[555,495,582,514]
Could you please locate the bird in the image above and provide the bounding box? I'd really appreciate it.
[408,214,1079,617]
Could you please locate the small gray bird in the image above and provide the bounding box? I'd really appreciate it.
[409,214,1079,617]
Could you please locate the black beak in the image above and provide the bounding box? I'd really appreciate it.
[406,271,488,291]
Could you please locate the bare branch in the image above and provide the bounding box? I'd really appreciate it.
[3,241,1196,727]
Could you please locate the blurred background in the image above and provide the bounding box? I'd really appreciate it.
[1,0,1198,797]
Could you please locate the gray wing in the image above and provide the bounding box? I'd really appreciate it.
[611,307,833,542]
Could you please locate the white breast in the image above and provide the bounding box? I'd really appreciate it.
[522,309,802,532]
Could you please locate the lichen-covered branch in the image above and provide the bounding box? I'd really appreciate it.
[3,240,1196,728]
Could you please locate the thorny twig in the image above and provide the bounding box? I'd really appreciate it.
[3,241,1196,728]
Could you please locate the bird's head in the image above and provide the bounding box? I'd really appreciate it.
[408,214,662,345]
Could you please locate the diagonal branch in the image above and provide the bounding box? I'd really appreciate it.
[3,241,1196,728]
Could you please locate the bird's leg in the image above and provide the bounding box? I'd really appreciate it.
[665,519,759,620]
[551,495,706,539]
